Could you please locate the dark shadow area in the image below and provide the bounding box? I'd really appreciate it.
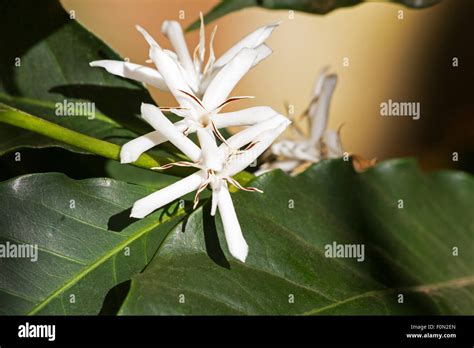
[107,208,137,233]
[159,199,184,222]
[202,202,230,269]
[410,0,474,173]
[350,172,441,315]
[99,280,131,315]
[0,0,68,95]
[0,147,108,181]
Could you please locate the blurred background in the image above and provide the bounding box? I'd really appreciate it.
[61,0,474,173]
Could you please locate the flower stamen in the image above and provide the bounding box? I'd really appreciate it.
[151,161,199,170]
[225,176,263,193]
[214,95,255,112]
[178,89,207,112]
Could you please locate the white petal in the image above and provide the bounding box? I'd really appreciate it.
[251,43,272,68]
[161,20,197,83]
[196,128,223,171]
[164,49,200,94]
[89,60,168,91]
[198,12,206,63]
[225,119,290,176]
[311,66,330,98]
[224,114,287,150]
[324,130,344,158]
[140,103,201,162]
[212,106,277,128]
[271,140,319,162]
[309,74,337,145]
[255,159,301,175]
[214,22,280,68]
[149,45,200,111]
[293,143,320,162]
[136,25,160,47]
[203,25,218,76]
[169,108,193,118]
[202,48,258,111]
[215,183,248,262]
[120,120,187,164]
[210,190,219,216]
[131,172,204,218]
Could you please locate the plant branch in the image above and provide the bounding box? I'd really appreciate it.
[0,103,190,176]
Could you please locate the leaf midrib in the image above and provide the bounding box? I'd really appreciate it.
[27,207,186,315]
[303,275,474,315]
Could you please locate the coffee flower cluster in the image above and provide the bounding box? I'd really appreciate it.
[257,68,345,175]
[90,15,289,262]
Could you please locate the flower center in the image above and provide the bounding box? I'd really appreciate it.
[198,113,211,127]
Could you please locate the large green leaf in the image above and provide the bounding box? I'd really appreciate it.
[0,0,155,155]
[0,173,185,315]
[187,0,441,31]
[119,158,473,315]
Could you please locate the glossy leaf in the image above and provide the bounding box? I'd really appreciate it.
[0,173,185,315]
[119,158,474,315]
[0,0,156,156]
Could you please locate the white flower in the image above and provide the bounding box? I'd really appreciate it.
[257,68,344,175]
[89,14,279,97]
[130,102,290,262]
[118,45,282,164]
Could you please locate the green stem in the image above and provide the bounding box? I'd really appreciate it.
[0,103,188,176]
[0,103,255,184]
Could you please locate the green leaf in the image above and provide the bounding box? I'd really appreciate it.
[0,95,135,156]
[105,160,180,190]
[0,104,191,176]
[187,0,441,31]
[0,0,156,156]
[119,158,473,315]
[0,173,186,315]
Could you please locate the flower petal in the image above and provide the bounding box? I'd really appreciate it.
[214,22,280,68]
[210,182,219,216]
[309,74,337,145]
[224,119,290,176]
[196,12,206,65]
[311,66,329,98]
[149,45,200,111]
[324,129,344,158]
[161,20,197,84]
[131,172,204,218]
[89,60,168,91]
[202,48,258,111]
[212,106,277,128]
[224,114,287,150]
[120,120,187,164]
[196,128,223,171]
[136,25,160,47]
[215,183,248,262]
[252,43,272,68]
[271,138,320,162]
[203,25,218,76]
[140,103,201,162]
[255,159,301,175]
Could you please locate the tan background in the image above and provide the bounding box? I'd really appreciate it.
[61,0,472,171]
